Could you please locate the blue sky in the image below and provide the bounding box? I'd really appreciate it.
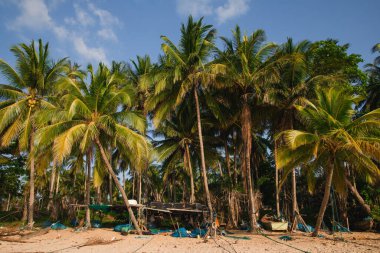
[0,0,379,69]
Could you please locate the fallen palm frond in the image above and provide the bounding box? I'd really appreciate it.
[0,237,30,243]
[77,237,121,248]
[21,227,50,239]
[48,237,122,253]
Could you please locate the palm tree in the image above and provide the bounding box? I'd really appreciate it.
[154,107,198,203]
[372,43,380,65]
[0,39,67,228]
[35,63,149,234]
[363,43,380,111]
[146,16,224,218]
[269,38,311,219]
[277,88,380,236]
[216,26,279,229]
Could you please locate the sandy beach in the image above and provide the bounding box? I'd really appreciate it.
[1,228,379,253]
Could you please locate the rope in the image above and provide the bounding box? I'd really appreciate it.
[131,236,154,253]
[211,236,236,253]
[256,229,310,253]
[0,211,20,220]
[217,235,238,253]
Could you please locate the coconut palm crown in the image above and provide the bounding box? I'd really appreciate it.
[277,87,380,236]
[35,63,149,234]
[0,39,67,228]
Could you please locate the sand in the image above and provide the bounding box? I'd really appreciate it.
[0,227,379,253]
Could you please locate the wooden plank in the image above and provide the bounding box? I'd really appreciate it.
[144,207,172,213]
[167,208,203,213]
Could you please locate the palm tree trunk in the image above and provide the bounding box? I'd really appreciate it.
[85,151,91,228]
[241,101,257,230]
[55,171,60,195]
[95,137,142,235]
[27,134,35,229]
[138,171,142,219]
[132,171,136,198]
[225,139,231,177]
[48,163,57,220]
[96,187,102,204]
[108,146,113,204]
[233,142,238,186]
[123,169,126,192]
[312,165,334,236]
[289,118,299,221]
[6,193,11,211]
[345,177,371,215]
[185,144,195,203]
[109,174,113,204]
[274,139,280,218]
[22,194,28,222]
[194,88,213,219]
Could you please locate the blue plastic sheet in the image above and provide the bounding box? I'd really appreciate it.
[114,224,133,232]
[297,223,315,232]
[51,222,67,230]
[190,228,207,237]
[171,227,190,237]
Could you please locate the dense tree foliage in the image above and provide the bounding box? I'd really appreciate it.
[0,17,379,236]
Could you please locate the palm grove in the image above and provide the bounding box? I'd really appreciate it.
[1,17,379,236]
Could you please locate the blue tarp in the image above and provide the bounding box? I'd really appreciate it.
[171,227,190,237]
[334,222,350,232]
[297,223,315,232]
[91,220,102,228]
[150,228,172,234]
[114,224,133,232]
[51,222,67,230]
[190,228,207,237]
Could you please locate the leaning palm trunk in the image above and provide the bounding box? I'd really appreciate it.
[27,134,35,229]
[85,151,91,228]
[185,144,195,203]
[345,177,371,215]
[194,88,213,219]
[312,165,334,236]
[95,137,142,235]
[241,101,257,230]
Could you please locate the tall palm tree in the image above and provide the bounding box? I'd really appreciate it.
[35,63,149,234]
[363,43,380,111]
[269,38,311,219]
[154,107,198,203]
[372,43,380,65]
[0,39,67,228]
[216,26,279,229]
[277,88,380,236]
[146,16,224,218]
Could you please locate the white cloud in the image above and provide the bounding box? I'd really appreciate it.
[8,0,69,37]
[7,0,123,65]
[74,4,95,26]
[216,0,250,24]
[97,28,118,42]
[175,0,250,24]
[73,37,108,64]
[64,4,94,26]
[89,3,121,27]
[176,0,213,17]
[9,0,53,30]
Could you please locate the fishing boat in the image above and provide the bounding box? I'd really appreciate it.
[261,214,288,231]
